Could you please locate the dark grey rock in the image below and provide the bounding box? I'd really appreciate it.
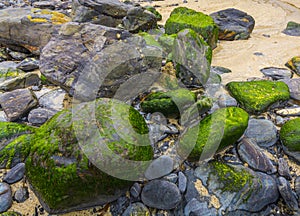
[145,155,174,180]
[178,171,187,193]
[210,8,255,40]
[33,1,56,10]
[141,180,182,210]
[282,78,300,100]
[295,176,300,198]
[0,88,38,121]
[260,67,292,80]
[38,88,66,112]
[244,118,277,147]
[3,163,25,184]
[184,198,217,216]
[210,66,232,75]
[7,49,29,61]
[122,202,150,216]
[110,195,130,216]
[163,173,178,184]
[285,56,300,75]
[0,182,12,213]
[130,183,141,198]
[14,186,29,203]
[0,72,40,92]
[16,58,39,72]
[278,177,299,212]
[237,138,277,174]
[28,108,56,126]
[282,21,300,36]
[278,158,292,180]
[218,94,238,108]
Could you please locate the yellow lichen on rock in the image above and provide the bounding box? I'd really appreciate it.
[26,15,47,23]
[27,8,71,25]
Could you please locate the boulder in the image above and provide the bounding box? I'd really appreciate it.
[165,7,218,48]
[280,118,300,157]
[226,80,290,113]
[260,67,292,80]
[282,21,300,36]
[285,56,300,75]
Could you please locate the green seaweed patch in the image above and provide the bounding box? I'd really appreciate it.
[211,161,253,192]
[226,80,290,113]
[0,212,22,216]
[280,118,300,152]
[0,122,36,141]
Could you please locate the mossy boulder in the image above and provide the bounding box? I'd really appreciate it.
[280,118,300,152]
[285,56,300,75]
[173,28,212,87]
[25,8,71,25]
[178,107,249,162]
[226,80,290,114]
[24,98,153,213]
[165,7,218,48]
[158,34,177,54]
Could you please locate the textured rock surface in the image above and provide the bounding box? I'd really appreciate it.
[280,118,300,152]
[285,56,300,75]
[282,78,300,100]
[0,183,12,213]
[282,21,300,36]
[260,67,292,80]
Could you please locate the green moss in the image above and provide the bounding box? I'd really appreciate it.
[165,7,219,48]
[138,32,162,48]
[226,80,290,113]
[178,107,249,162]
[211,161,253,192]
[285,56,300,74]
[158,34,177,53]
[0,212,22,216]
[280,118,300,152]
[144,6,162,21]
[0,122,35,141]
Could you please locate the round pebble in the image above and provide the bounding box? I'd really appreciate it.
[0,182,12,213]
[145,155,174,180]
[3,163,25,184]
[14,186,29,203]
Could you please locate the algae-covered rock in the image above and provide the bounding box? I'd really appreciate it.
[285,56,300,75]
[280,118,300,152]
[158,34,177,54]
[282,21,300,36]
[226,80,290,113]
[26,98,153,213]
[140,89,196,118]
[144,6,162,21]
[165,7,218,48]
[178,107,249,162]
[173,28,212,87]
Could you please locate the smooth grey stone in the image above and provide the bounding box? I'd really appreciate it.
[14,186,29,203]
[122,202,150,216]
[141,180,182,210]
[3,163,25,184]
[178,171,187,193]
[145,155,174,180]
[38,88,66,112]
[260,67,292,80]
[184,198,217,216]
[28,108,56,126]
[278,177,299,212]
[218,94,238,108]
[282,78,300,100]
[130,183,141,198]
[210,66,232,75]
[244,118,277,147]
[278,158,292,180]
[16,58,39,71]
[0,182,12,213]
[163,173,178,183]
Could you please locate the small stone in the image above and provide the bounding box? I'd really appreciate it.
[0,111,7,122]
[211,66,232,75]
[277,177,299,212]
[141,180,182,210]
[38,88,66,112]
[14,186,29,203]
[244,118,277,147]
[145,155,174,180]
[0,182,12,213]
[163,173,178,183]
[260,67,292,80]
[28,108,56,126]
[294,176,300,198]
[178,171,187,193]
[184,198,216,216]
[3,163,26,184]
[218,94,238,108]
[7,50,28,61]
[278,158,292,180]
[285,56,300,75]
[282,78,300,100]
[33,1,56,10]
[16,58,39,72]
[122,202,150,216]
[282,21,300,36]
[130,183,141,198]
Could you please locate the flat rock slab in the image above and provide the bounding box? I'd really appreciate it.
[0,88,38,121]
[260,67,292,80]
[210,8,255,40]
[282,21,300,36]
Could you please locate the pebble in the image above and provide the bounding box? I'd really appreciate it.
[3,163,25,184]
[145,155,174,180]
[163,173,178,183]
[141,180,181,210]
[0,182,12,213]
[244,118,277,147]
[184,198,216,216]
[178,171,187,193]
[277,177,299,212]
[278,158,292,180]
[282,78,300,100]
[122,202,150,216]
[218,94,238,108]
[210,66,232,75]
[16,58,39,72]
[130,183,141,198]
[14,186,29,203]
[28,108,56,126]
[7,50,28,61]
[282,21,300,36]
[260,67,292,80]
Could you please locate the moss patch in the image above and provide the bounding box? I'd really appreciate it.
[226,80,290,114]
[280,118,300,152]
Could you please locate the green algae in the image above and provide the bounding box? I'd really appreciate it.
[226,80,290,114]
[0,121,35,141]
[138,32,162,48]
[158,34,177,53]
[280,118,300,152]
[165,7,218,48]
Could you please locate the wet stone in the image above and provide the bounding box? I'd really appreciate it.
[145,155,174,180]
[141,180,182,210]
[278,158,292,180]
[277,177,299,212]
[210,8,255,40]
[28,108,56,126]
[282,78,300,100]
[0,182,12,213]
[130,183,141,198]
[244,118,277,147]
[16,58,39,72]
[282,21,300,36]
[14,186,29,203]
[260,67,292,80]
[237,138,276,174]
[178,171,187,193]
[3,163,25,184]
[122,202,150,216]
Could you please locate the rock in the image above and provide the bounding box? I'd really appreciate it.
[28,108,56,126]
[0,88,38,121]
[244,118,277,147]
[163,173,178,183]
[285,56,300,75]
[158,33,177,54]
[295,176,300,198]
[206,71,222,85]
[7,50,29,61]
[276,107,300,116]
[122,7,158,33]
[130,183,141,198]
[141,180,181,210]
[122,202,150,216]
[217,94,238,108]
[277,177,299,212]
[33,1,56,10]
[3,163,25,184]
[172,28,212,86]
[0,183,12,213]
[0,212,22,216]
[38,88,66,112]
[25,98,153,213]
[260,67,292,80]
[0,61,24,83]
[282,78,300,100]
[282,21,300,36]
[16,58,39,72]
[0,8,71,54]
[278,158,292,180]
[210,8,255,40]
[280,118,300,161]
[184,198,217,216]
[144,6,162,21]
[178,171,187,193]
[165,7,219,48]
[211,66,232,75]
[226,80,290,113]
[14,186,29,203]
[0,111,7,122]
[178,107,249,162]
[145,155,174,180]
[110,195,130,216]
[237,138,276,174]
[0,72,40,92]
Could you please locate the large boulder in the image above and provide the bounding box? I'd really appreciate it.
[40,22,162,101]
[165,7,218,49]
[178,107,249,162]
[0,8,71,54]
[226,80,290,113]
[172,28,212,87]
